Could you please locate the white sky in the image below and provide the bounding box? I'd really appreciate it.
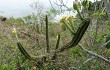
[0,0,100,18]
[0,0,35,18]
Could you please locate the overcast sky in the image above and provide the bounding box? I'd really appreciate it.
[0,0,100,18]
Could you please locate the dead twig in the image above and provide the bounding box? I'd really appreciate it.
[78,44,110,64]
[100,39,110,49]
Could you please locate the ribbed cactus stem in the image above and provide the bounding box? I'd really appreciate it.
[17,42,37,61]
[55,34,60,49]
[56,18,91,52]
[51,34,60,60]
[63,21,76,35]
[45,15,50,53]
[76,8,83,20]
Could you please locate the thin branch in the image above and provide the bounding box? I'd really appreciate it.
[100,39,110,49]
[78,56,95,69]
[78,44,110,64]
[48,0,56,10]
[53,0,75,12]
[83,56,95,64]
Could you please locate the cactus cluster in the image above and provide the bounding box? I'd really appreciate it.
[15,14,91,69]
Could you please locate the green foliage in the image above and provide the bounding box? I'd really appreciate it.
[95,34,107,43]
[106,36,110,49]
[82,0,89,8]
[50,8,60,15]
[93,12,107,19]
[0,64,13,70]
[69,47,82,57]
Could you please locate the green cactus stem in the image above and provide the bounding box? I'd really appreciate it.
[73,1,83,20]
[55,34,60,49]
[67,16,75,32]
[56,18,91,52]
[60,17,76,35]
[45,15,50,53]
